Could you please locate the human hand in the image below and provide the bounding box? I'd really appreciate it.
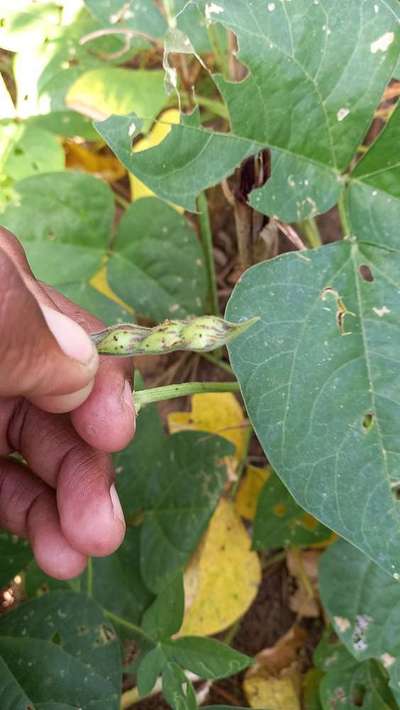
[0,228,135,579]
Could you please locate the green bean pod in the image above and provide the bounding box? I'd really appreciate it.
[91,315,259,356]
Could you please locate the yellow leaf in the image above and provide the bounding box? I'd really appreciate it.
[129,109,183,211]
[235,465,271,520]
[244,673,301,710]
[167,392,249,464]
[65,141,126,183]
[90,263,134,313]
[243,625,306,710]
[179,499,261,636]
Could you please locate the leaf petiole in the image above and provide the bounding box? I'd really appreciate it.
[134,381,240,413]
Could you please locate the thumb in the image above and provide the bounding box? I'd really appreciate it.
[0,247,98,405]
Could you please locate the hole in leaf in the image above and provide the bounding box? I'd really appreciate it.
[362,413,374,432]
[95,623,116,645]
[51,631,62,645]
[31,162,39,171]
[359,265,374,282]
[351,684,366,706]
[13,146,24,156]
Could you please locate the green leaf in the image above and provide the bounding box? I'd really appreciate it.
[137,645,166,697]
[226,226,400,577]
[346,101,400,250]
[114,407,232,592]
[163,636,251,679]
[142,573,184,640]
[162,662,197,710]
[89,527,153,626]
[227,91,400,577]
[320,659,397,710]
[108,198,207,320]
[206,0,400,221]
[26,111,99,140]
[0,122,64,183]
[0,591,122,708]
[0,533,32,588]
[320,540,400,662]
[253,470,332,549]
[94,112,259,211]
[67,68,167,129]
[83,0,167,39]
[24,560,71,599]
[0,655,33,710]
[99,0,400,219]
[0,171,127,321]
[139,431,232,592]
[314,629,360,674]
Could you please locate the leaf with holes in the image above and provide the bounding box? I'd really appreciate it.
[226,93,400,578]
[83,0,167,39]
[0,590,122,708]
[205,0,400,221]
[94,112,260,211]
[97,0,400,219]
[320,540,400,705]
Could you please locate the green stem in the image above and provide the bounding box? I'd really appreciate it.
[223,617,242,646]
[105,610,153,645]
[134,381,240,412]
[262,550,287,570]
[200,351,233,374]
[299,217,322,249]
[197,192,220,316]
[86,558,93,597]
[193,94,229,120]
[338,191,351,239]
[230,422,253,499]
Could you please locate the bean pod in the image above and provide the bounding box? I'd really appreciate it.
[91,315,259,356]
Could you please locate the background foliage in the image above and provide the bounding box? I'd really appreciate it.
[1,0,400,708]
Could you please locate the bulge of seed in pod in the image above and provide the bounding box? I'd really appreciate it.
[139,320,184,353]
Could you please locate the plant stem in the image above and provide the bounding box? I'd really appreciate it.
[230,421,253,499]
[338,191,351,238]
[200,351,233,374]
[299,217,322,248]
[86,558,93,597]
[134,381,240,412]
[193,94,229,120]
[105,610,153,645]
[114,192,130,210]
[197,192,220,316]
[262,550,287,570]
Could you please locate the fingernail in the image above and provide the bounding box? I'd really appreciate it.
[110,484,125,526]
[121,380,134,412]
[41,306,98,367]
